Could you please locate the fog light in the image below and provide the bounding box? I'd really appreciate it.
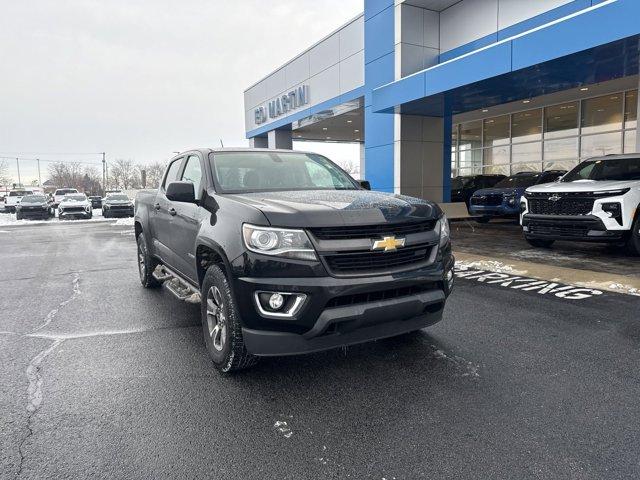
[268,293,284,310]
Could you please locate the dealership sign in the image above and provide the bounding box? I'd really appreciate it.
[254,85,309,125]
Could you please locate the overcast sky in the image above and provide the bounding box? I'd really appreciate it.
[0,0,363,184]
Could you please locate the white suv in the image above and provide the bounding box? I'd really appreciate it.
[5,189,34,213]
[521,154,640,255]
[53,188,78,208]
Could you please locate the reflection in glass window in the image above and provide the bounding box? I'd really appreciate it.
[512,109,542,143]
[483,115,510,147]
[544,160,578,172]
[483,164,510,176]
[458,149,482,170]
[580,132,622,158]
[459,121,482,150]
[483,146,510,166]
[511,163,542,174]
[624,130,637,154]
[625,90,637,129]
[512,142,542,164]
[544,137,578,163]
[581,94,623,135]
[545,102,578,139]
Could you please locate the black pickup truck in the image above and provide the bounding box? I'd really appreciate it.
[135,148,454,372]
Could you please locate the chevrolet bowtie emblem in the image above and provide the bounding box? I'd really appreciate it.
[372,236,406,252]
[548,194,562,202]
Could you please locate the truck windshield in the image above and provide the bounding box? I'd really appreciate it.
[210,152,358,193]
[21,195,47,203]
[562,157,640,182]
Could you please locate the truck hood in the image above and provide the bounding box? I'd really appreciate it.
[527,179,639,193]
[227,190,441,228]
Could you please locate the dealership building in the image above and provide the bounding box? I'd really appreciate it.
[244,0,640,202]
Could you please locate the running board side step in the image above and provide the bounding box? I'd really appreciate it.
[152,265,201,304]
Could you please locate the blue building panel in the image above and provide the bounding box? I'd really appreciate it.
[363,5,395,65]
[364,144,395,193]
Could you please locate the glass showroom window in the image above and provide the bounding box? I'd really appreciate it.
[451,124,459,176]
[458,120,482,176]
[580,93,623,158]
[624,90,637,153]
[482,116,510,175]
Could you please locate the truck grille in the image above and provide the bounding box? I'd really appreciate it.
[528,196,594,215]
[528,222,591,238]
[62,207,85,213]
[323,243,434,275]
[471,194,503,206]
[109,205,131,211]
[309,220,436,240]
[325,283,436,308]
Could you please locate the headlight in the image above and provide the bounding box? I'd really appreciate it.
[85,206,91,212]
[242,224,317,261]
[104,204,110,209]
[438,214,450,247]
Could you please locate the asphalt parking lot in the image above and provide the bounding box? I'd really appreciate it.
[2,221,640,479]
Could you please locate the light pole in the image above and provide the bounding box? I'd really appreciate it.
[102,152,106,194]
[16,158,21,186]
[37,158,42,187]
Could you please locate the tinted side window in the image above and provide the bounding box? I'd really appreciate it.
[181,155,203,199]
[163,158,183,190]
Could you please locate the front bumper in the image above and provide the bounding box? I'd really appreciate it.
[469,203,520,217]
[59,210,92,219]
[233,253,454,356]
[104,207,134,216]
[19,210,51,219]
[522,214,627,242]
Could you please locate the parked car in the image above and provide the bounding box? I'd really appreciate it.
[135,148,454,372]
[451,174,506,207]
[58,194,92,219]
[102,194,134,217]
[469,170,566,222]
[4,189,34,213]
[88,196,103,209]
[15,194,55,220]
[53,188,79,208]
[521,154,640,254]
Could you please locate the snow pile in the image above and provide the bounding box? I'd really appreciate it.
[113,217,135,226]
[455,259,526,275]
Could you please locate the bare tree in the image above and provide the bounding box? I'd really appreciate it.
[46,162,103,193]
[109,159,140,189]
[338,159,360,178]
[0,160,11,186]
[137,161,166,189]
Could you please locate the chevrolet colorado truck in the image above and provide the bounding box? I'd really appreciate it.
[521,154,640,255]
[135,148,454,372]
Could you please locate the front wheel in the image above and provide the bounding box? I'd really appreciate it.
[526,237,555,248]
[136,233,160,288]
[201,265,257,373]
[626,213,640,256]
[16,212,22,220]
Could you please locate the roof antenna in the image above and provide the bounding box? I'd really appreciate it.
[219,139,224,148]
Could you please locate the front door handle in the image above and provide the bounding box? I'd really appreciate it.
[168,208,177,216]
[154,203,161,211]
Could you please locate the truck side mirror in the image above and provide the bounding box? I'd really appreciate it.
[166,181,196,203]
[358,180,371,190]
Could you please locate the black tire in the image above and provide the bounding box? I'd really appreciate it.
[201,265,257,373]
[626,213,640,256]
[16,212,22,220]
[103,210,109,218]
[526,237,555,248]
[475,216,490,224]
[136,233,160,288]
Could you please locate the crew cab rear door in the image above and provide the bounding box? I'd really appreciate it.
[150,156,185,268]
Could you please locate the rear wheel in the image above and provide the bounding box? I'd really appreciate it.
[136,233,160,288]
[526,237,555,248]
[626,213,640,256]
[201,265,257,373]
[16,212,22,220]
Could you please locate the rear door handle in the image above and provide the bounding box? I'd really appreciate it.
[168,208,177,216]
[154,203,161,211]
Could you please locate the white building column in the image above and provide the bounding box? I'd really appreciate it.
[267,129,292,150]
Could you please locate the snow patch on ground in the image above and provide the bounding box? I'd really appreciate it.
[510,249,584,262]
[113,217,135,226]
[273,420,293,438]
[432,347,481,379]
[456,259,527,276]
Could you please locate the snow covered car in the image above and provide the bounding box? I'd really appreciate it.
[53,188,79,208]
[58,194,93,219]
[521,154,640,255]
[4,189,34,213]
[15,194,55,220]
[102,194,134,218]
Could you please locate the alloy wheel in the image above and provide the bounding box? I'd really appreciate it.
[206,286,227,352]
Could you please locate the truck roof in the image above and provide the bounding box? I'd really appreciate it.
[584,153,640,162]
